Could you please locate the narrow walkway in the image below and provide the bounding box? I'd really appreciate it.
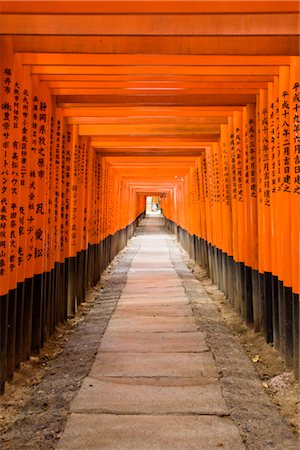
[57,217,245,449]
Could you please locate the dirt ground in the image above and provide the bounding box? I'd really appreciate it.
[0,232,299,449]
[182,251,300,435]
[0,240,138,450]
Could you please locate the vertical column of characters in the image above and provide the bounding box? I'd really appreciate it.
[210,143,217,248]
[0,46,13,296]
[220,124,233,258]
[97,154,103,243]
[183,176,187,232]
[261,89,272,275]
[81,138,88,252]
[19,66,32,283]
[185,172,191,232]
[53,108,63,266]
[87,150,95,246]
[194,160,202,238]
[64,125,72,259]
[117,176,123,231]
[234,111,245,264]
[7,56,22,293]
[44,85,54,274]
[26,80,39,282]
[229,114,238,263]
[83,139,91,252]
[190,166,196,236]
[116,175,122,232]
[242,106,249,264]
[188,169,192,234]
[105,162,111,238]
[11,55,25,290]
[108,168,116,234]
[98,157,104,242]
[218,130,226,254]
[125,179,130,228]
[80,137,89,253]
[256,92,264,275]
[76,137,84,252]
[107,167,114,235]
[213,142,222,251]
[178,179,184,227]
[200,152,210,245]
[278,66,292,289]
[110,170,118,234]
[174,179,180,226]
[185,171,191,232]
[184,171,190,233]
[94,152,99,244]
[198,155,207,244]
[59,123,66,264]
[66,124,78,260]
[290,57,300,295]
[88,149,96,244]
[273,78,281,280]
[46,105,55,274]
[32,78,49,278]
[102,160,108,239]
[243,104,258,272]
[171,189,176,223]
[113,169,119,233]
[192,165,198,235]
[71,127,79,258]
[172,185,177,224]
[268,80,278,280]
[204,146,213,246]
[123,178,129,229]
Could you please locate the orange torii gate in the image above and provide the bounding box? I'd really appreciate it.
[0,0,299,393]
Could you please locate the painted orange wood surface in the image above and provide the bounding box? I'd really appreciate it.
[0,1,299,298]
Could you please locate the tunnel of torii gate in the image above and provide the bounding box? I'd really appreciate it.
[0,1,299,394]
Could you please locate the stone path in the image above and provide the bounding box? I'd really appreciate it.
[57,217,245,449]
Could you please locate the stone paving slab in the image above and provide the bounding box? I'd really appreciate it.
[120,285,185,291]
[114,304,193,317]
[123,284,183,289]
[94,375,217,387]
[57,414,246,450]
[106,317,198,333]
[70,377,228,415]
[99,331,208,353]
[118,297,189,306]
[90,352,219,378]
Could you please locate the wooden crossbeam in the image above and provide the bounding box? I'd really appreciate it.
[1,13,297,35]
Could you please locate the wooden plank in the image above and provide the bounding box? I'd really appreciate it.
[22,54,291,66]
[78,123,220,136]
[12,36,299,56]
[67,116,228,125]
[40,75,276,82]
[1,14,297,36]
[61,106,244,116]
[48,81,269,89]
[51,88,261,96]
[31,65,280,75]
[1,1,299,14]
[91,138,218,147]
[56,94,256,106]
